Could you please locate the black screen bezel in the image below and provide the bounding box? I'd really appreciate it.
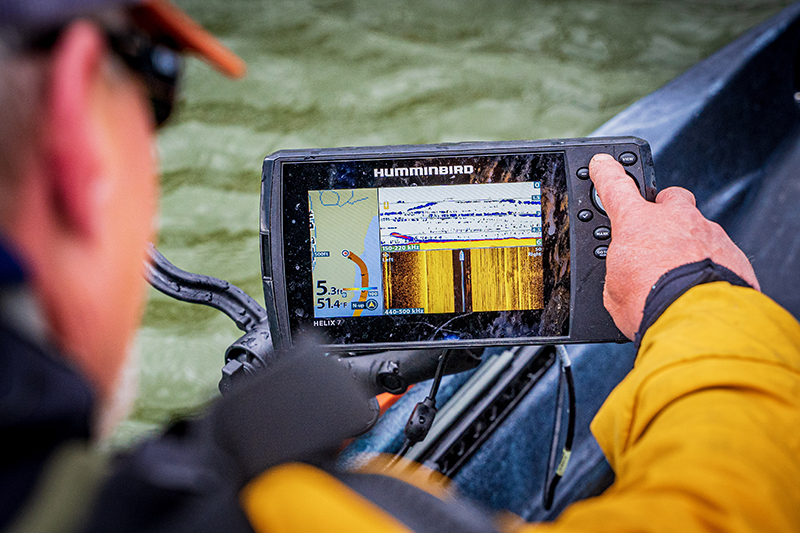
[277,150,571,349]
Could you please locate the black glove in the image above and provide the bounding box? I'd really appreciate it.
[209,351,377,484]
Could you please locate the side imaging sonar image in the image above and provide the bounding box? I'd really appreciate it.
[380,181,543,315]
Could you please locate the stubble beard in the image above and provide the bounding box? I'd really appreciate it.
[94,339,140,442]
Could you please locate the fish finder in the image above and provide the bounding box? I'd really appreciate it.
[260,137,655,352]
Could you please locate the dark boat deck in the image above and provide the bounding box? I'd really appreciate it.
[737,125,800,317]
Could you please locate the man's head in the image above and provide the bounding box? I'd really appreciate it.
[0,0,244,437]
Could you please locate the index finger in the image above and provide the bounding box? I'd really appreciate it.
[589,153,646,220]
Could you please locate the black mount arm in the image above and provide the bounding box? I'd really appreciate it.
[145,243,266,332]
[335,348,481,398]
[145,244,275,393]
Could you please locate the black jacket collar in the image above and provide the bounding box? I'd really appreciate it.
[0,236,24,286]
[0,237,95,528]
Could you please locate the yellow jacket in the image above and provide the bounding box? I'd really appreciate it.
[241,282,800,532]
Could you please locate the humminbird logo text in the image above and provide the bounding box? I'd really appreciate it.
[373,165,474,178]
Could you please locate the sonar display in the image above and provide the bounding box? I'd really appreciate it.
[309,181,544,319]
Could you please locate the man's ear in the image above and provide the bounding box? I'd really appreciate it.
[44,21,108,239]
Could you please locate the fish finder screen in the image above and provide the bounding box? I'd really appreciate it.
[308,182,543,318]
[279,151,570,345]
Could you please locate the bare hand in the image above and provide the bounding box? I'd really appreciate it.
[589,153,759,340]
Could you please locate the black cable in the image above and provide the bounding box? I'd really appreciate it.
[544,349,565,498]
[388,349,451,468]
[395,441,412,459]
[385,441,413,470]
[426,348,450,401]
[543,345,576,511]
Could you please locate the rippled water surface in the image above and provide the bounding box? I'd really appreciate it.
[117,0,794,444]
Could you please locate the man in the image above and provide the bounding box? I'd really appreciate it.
[0,6,372,532]
[0,1,251,530]
[1,2,799,533]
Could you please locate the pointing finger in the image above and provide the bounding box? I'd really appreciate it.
[655,186,696,207]
[589,153,645,219]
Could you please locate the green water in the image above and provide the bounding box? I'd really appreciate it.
[116,0,794,444]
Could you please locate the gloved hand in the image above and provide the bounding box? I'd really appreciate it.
[209,352,377,485]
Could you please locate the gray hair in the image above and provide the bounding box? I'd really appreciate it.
[0,40,48,201]
[0,9,140,220]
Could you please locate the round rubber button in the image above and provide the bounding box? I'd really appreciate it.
[619,152,637,166]
[578,209,594,222]
[594,245,608,259]
[576,167,590,180]
[591,186,606,215]
[593,226,611,240]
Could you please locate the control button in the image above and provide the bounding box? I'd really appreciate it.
[594,245,608,259]
[618,152,638,166]
[578,209,594,222]
[591,185,606,215]
[593,226,611,240]
[576,166,590,180]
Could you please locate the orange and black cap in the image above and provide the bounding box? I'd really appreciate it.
[130,0,245,78]
[0,0,246,78]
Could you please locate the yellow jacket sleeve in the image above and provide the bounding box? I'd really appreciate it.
[240,462,414,533]
[522,282,800,532]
